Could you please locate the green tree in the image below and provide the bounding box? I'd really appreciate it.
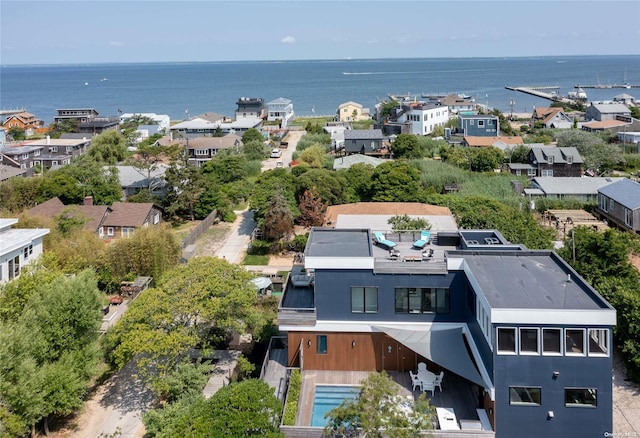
[201,154,248,183]
[143,380,283,438]
[87,130,128,164]
[370,161,423,202]
[390,134,424,159]
[504,144,530,163]
[338,163,375,202]
[555,129,624,172]
[296,168,347,205]
[7,127,26,141]
[298,144,328,168]
[106,257,258,394]
[243,140,268,161]
[304,121,324,135]
[47,119,78,138]
[263,189,295,241]
[324,371,434,438]
[163,150,207,221]
[250,169,298,224]
[0,176,42,213]
[241,128,264,144]
[377,99,399,120]
[106,225,180,281]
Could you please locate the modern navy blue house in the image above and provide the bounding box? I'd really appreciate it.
[458,114,500,136]
[278,227,615,437]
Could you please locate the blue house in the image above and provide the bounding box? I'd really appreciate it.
[277,227,615,436]
[458,114,500,136]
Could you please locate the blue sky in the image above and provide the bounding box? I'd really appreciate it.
[1,1,639,65]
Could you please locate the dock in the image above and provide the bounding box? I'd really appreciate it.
[574,84,639,89]
[505,86,574,104]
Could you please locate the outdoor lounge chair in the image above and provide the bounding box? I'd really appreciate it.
[409,371,423,391]
[413,230,431,249]
[434,371,445,392]
[374,232,397,249]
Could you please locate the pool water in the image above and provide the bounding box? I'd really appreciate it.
[311,385,361,427]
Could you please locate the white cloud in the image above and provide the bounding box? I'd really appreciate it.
[281,36,296,44]
[108,41,124,47]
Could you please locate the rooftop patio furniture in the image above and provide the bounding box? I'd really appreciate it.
[418,362,427,372]
[422,248,434,260]
[434,371,445,391]
[409,371,423,391]
[413,230,431,249]
[422,380,435,396]
[374,232,397,249]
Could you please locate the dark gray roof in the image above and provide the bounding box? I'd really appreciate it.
[305,228,372,258]
[462,251,611,310]
[530,146,584,164]
[344,129,383,140]
[598,178,640,210]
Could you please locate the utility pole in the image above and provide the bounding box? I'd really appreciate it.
[510,99,515,121]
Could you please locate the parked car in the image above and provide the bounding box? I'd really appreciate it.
[270,148,282,158]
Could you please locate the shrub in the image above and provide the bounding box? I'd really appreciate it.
[283,369,302,425]
[248,239,271,255]
[288,234,308,252]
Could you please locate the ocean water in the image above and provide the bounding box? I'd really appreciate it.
[1,56,639,124]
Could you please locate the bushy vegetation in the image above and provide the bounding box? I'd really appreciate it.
[282,369,301,426]
[557,228,640,382]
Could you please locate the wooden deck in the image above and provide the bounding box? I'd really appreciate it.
[296,368,483,428]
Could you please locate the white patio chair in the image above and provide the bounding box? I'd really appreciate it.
[409,371,422,391]
[418,362,427,372]
[422,380,435,396]
[434,371,445,392]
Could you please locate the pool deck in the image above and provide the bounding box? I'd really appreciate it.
[297,369,480,427]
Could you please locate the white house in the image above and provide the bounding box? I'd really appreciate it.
[0,218,49,284]
[267,98,295,127]
[396,102,449,135]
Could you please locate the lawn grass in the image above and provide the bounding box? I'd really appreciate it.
[242,254,270,265]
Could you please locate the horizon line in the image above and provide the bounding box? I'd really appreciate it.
[2,53,639,68]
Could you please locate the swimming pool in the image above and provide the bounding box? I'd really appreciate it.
[311,385,361,427]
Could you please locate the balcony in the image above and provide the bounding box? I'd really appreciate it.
[277,265,316,326]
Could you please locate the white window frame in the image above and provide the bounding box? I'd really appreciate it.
[587,328,609,357]
[547,155,554,164]
[107,227,114,236]
[541,169,553,177]
[195,149,208,155]
[478,120,485,127]
[566,155,573,164]
[624,208,632,227]
[599,194,608,212]
[565,328,586,356]
[121,227,135,238]
[497,327,517,355]
[542,328,563,356]
[519,327,540,355]
[527,168,536,176]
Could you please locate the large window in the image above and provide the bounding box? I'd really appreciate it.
[351,287,378,313]
[519,328,539,355]
[565,329,585,355]
[497,328,516,354]
[588,329,609,356]
[317,335,327,354]
[565,388,597,407]
[394,288,449,314]
[542,328,562,355]
[509,387,541,406]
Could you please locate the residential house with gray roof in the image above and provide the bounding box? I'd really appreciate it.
[343,129,384,155]
[184,134,242,167]
[597,178,640,233]
[275,225,616,437]
[584,102,631,122]
[0,219,49,284]
[527,146,583,177]
[524,177,621,201]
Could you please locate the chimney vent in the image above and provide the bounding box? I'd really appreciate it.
[84,196,93,206]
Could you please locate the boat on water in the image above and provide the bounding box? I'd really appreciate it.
[101,77,109,81]
[568,87,587,100]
